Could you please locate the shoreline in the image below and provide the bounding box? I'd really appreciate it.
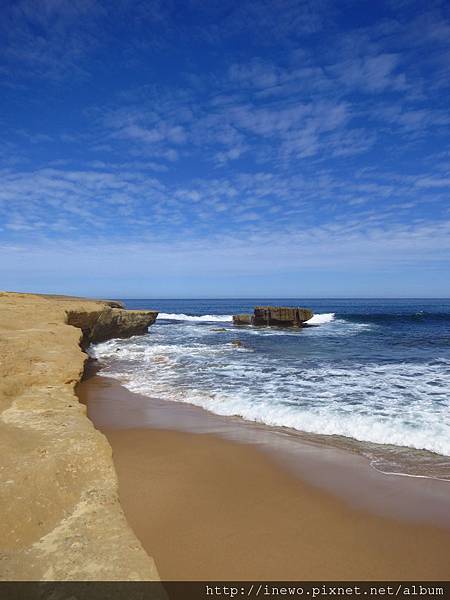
[79,368,450,580]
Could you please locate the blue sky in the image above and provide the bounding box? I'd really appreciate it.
[1,0,449,298]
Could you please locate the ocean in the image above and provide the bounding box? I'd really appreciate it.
[91,298,450,479]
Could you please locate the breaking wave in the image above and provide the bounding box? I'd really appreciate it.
[306,313,335,325]
[158,313,233,322]
[158,312,336,325]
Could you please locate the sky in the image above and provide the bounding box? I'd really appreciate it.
[1,0,450,298]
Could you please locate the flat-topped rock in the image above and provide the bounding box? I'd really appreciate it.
[233,306,313,327]
[233,314,252,325]
[66,307,158,348]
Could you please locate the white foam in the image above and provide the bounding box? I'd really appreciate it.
[158,312,233,322]
[157,312,335,326]
[305,312,335,325]
[91,318,450,458]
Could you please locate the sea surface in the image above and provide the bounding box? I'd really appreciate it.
[91,299,450,479]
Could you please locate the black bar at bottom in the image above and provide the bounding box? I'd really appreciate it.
[0,582,448,600]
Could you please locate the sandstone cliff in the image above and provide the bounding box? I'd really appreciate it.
[0,292,159,580]
[66,305,158,348]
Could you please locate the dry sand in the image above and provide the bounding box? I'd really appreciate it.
[80,373,450,581]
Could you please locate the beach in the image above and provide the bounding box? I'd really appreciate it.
[2,291,449,582]
[79,370,450,580]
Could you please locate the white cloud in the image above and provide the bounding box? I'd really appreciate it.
[330,53,407,93]
[415,177,450,188]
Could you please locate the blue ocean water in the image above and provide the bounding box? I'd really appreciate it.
[91,299,450,477]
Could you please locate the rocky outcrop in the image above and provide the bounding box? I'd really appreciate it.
[66,307,158,349]
[233,306,313,327]
[0,292,159,581]
[232,314,252,325]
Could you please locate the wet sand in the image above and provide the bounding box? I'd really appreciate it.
[78,370,450,580]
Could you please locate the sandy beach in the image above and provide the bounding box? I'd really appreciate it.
[79,370,450,581]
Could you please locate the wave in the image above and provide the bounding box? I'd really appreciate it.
[158,312,233,322]
[305,312,335,325]
[157,312,336,326]
[91,335,450,458]
[172,393,450,457]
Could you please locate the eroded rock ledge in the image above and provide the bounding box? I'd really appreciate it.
[0,292,159,581]
[66,304,158,349]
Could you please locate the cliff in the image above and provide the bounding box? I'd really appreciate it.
[0,292,159,580]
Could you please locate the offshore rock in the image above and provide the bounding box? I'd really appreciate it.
[233,314,252,325]
[233,306,313,327]
[254,306,313,326]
